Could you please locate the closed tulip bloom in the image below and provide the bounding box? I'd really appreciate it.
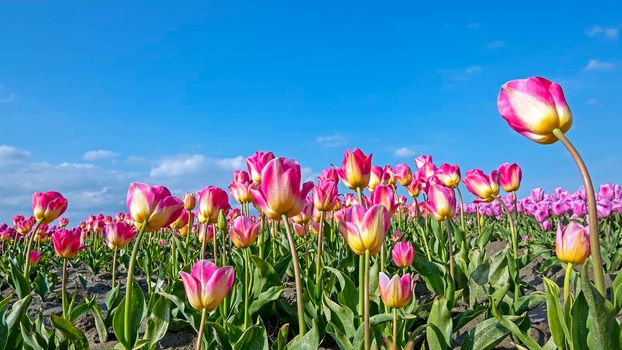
[392,241,414,268]
[382,165,396,187]
[394,163,413,187]
[338,204,390,256]
[250,157,314,220]
[29,251,42,265]
[52,228,87,259]
[405,180,421,198]
[313,179,339,212]
[126,182,184,232]
[230,216,261,249]
[292,201,314,225]
[318,168,339,183]
[556,222,590,265]
[368,166,384,192]
[59,218,69,228]
[180,260,235,312]
[371,184,398,215]
[378,272,413,309]
[463,169,500,203]
[105,222,136,249]
[196,186,231,224]
[338,148,373,190]
[32,191,68,224]
[498,163,522,192]
[199,224,215,243]
[434,164,461,189]
[498,77,572,144]
[183,192,197,211]
[246,151,275,183]
[170,210,189,230]
[14,219,32,235]
[424,184,456,221]
[228,170,254,204]
[414,155,432,170]
[292,223,307,237]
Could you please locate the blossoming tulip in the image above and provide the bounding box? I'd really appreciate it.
[250,157,314,220]
[246,151,275,183]
[424,184,456,221]
[228,170,254,205]
[52,228,87,259]
[339,204,390,256]
[59,217,69,228]
[105,222,136,249]
[126,182,184,232]
[292,201,313,225]
[378,272,413,308]
[180,260,235,312]
[32,191,68,224]
[392,241,414,268]
[367,166,384,192]
[313,179,339,212]
[371,184,398,215]
[319,168,340,183]
[394,163,413,187]
[405,180,421,198]
[414,155,432,169]
[170,210,189,230]
[29,251,41,265]
[498,163,522,192]
[229,216,261,249]
[196,186,231,224]
[338,148,373,190]
[463,169,500,203]
[497,77,572,144]
[556,221,590,265]
[199,224,216,243]
[434,164,461,189]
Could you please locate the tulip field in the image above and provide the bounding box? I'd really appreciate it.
[2,77,622,350]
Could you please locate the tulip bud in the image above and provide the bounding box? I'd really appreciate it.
[32,191,68,225]
[29,250,42,265]
[338,148,373,190]
[338,204,390,256]
[217,209,227,231]
[392,241,414,268]
[463,169,500,203]
[424,184,456,221]
[105,222,137,249]
[378,272,413,309]
[394,163,413,187]
[498,163,522,192]
[197,186,231,224]
[555,221,590,265]
[180,260,235,311]
[59,217,69,228]
[184,192,197,211]
[246,151,275,183]
[434,164,461,189]
[52,228,88,259]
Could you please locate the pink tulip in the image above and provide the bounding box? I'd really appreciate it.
[32,191,68,224]
[394,164,413,187]
[497,77,572,144]
[59,218,69,228]
[126,182,184,232]
[337,148,373,190]
[424,184,456,221]
[52,228,87,259]
[498,163,522,192]
[250,157,314,220]
[230,216,261,249]
[292,201,314,225]
[414,155,432,170]
[318,168,339,183]
[392,241,414,268]
[29,250,42,265]
[371,184,398,215]
[246,151,275,183]
[556,221,590,265]
[105,222,136,249]
[170,210,189,230]
[405,180,421,198]
[196,186,231,224]
[313,179,339,212]
[434,164,461,189]
[228,170,254,205]
[367,166,384,192]
[199,224,215,243]
[382,165,396,187]
[463,169,500,203]
[180,260,235,311]
[338,204,390,256]
[378,272,413,308]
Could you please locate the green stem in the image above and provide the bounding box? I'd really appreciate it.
[123,224,147,345]
[456,187,466,232]
[282,214,306,335]
[363,250,370,350]
[315,211,325,286]
[445,221,455,281]
[392,308,398,350]
[195,308,207,350]
[199,224,207,260]
[358,254,364,326]
[62,258,68,319]
[23,221,41,278]
[243,248,250,329]
[185,211,193,264]
[563,263,573,306]
[552,128,605,295]
[111,247,118,288]
[497,197,520,304]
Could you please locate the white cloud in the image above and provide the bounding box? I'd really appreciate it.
[0,145,30,164]
[487,40,505,49]
[83,149,119,160]
[394,147,415,158]
[126,155,147,164]
[586,25,619,40]
[316,133,347,148]
[583,59,616,71]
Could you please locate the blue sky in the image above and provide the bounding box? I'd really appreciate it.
[0,1,621,222]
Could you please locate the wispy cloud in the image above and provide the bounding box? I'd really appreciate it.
[583,59,616,71]
[394,147,415,158]
[586,25,619,40]
[487,40,505,49]
[0,92,16,103]
[586,98,600,106]
[440,65,483,87]
[316,133,347,148]
[83,149,119,160]
[0,145,31,164]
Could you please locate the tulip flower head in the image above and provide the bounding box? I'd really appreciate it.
[434,164,461,189]
[313,179,339,212]
[463,169,500,203]
[497,77,572,144]
[180,260,235,312]
[378,272,413,309]
[250,157,314,220]
[338,204,390,256]
[29,250,42,265]
[371,184,398,215]
[228,170,255,205]
[337,148,373,190]
[196,186,231,224]
[414,155,432,170]
[246,151,275,183]
[105,222,137,249]
[183,192,197,211]
[52,228,88,259]
[59,217,69,228]
[126,182,184,232]
[392,241,414,268]
[424,184,456,221]
[229,216,261,249]
[556,221,590,265]
[170,210,190,230]
[394,163,413,187]
[32,191,68,225]
[498,163,522,192]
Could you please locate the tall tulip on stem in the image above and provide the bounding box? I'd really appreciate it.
[229,215,260,329]
[52,228,87,318]
[312,178,338,285]
[424,184,457,279]
[378,272,413,349]
[556,222,590,304]
[498,76,605,295]
[105,222,136,287]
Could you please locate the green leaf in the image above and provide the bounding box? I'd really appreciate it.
[10,261,30,299]
[426,297,452,350]
[580,264,621,350]
[249,286,283,316]
[286,322,319,350]
[234,323,269,350]
[570,291,589,350]
[491,301,542,350]
[6,295,31,330]
[612,270,622,313]
[413,257,445,295]
[470,262,490,286]
[143,295,170,348]
[112,281,146,348]
[251,255,282,295]
[542,277,570,348]
[326,323,353,350]
[50,314,89,350]
[91,303,109,343]
[461,315,523,350]
[324,267,358,313]
[68,298,95,323]
[270,323,289,350]
[477,225,494,249]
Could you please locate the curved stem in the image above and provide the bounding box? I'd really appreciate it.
[195,308,207,350]
[23,221,42,277]
[363,250,370,350]
[316,211,325,285]
[282,214,306,335]
[123,224,147,345]
[563,263,573,306]
[553,128,605,295]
